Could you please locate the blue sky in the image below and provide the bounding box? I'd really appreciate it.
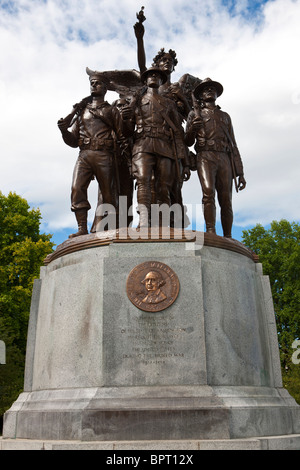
[221,0,270,18]
[0,0,299,246]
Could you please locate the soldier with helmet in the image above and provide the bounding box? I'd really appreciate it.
[120,67,190,228]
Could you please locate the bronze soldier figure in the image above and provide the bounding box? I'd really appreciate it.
[90,98,134,232]
[134,12,194,226]
[57,69,121,237]
[134,20,190,120]
[120,67,190,228]
[185,78,246,238]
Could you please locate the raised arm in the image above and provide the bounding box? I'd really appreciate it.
[133,7,147,74]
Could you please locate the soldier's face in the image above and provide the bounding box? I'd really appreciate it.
[146,72,163,88]
[158,54,175,74]
[90,79,107,97]
[115,99,128,110]
[201,86,217,101]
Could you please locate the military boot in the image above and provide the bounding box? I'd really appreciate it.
[69,209,88,238]
[204,203,216,234]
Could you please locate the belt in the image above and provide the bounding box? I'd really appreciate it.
[79,137,114,151]
[134,127,171,139]
[196,139,229,152]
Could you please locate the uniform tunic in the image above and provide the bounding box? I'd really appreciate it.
[185,105,244,235]
[62,102,118,212]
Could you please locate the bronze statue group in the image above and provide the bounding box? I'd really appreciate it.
[58,10,246,239]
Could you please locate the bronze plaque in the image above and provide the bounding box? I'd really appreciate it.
[126,261,180,312]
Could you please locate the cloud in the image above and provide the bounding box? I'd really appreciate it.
[0,0,299,241]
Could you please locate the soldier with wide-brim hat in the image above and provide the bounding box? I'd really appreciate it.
[140,67,168,85]
[185,76,246,239]
[193,77,223,99]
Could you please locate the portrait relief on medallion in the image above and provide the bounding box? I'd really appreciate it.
[126,261,180,312]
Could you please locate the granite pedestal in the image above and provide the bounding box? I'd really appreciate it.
[2,231,300,448]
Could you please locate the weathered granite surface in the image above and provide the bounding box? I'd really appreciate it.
[3,236,300,443]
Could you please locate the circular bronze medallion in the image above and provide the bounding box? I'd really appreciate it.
[126,261,180,312]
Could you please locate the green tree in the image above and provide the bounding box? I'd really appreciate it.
[0,192,54,419]
[242,220,300,403]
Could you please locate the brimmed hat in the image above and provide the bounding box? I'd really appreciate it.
[141,67,168,85]
[193,77,223,99]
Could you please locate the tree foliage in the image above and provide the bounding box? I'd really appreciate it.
[242,220,300,403]
[0,192,54,418]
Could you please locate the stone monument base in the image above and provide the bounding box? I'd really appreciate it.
[3,385,300,444]
[1,434,300,450]
[2,231,300,448]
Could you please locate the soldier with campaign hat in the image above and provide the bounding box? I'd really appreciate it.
[185,78,246,238]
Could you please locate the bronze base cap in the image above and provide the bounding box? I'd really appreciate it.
[44,229,259,265]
